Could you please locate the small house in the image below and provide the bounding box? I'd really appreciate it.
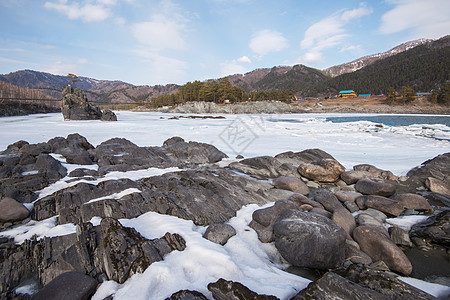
[338,90,357,98]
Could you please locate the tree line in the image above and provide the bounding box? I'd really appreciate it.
[150,78,296,107]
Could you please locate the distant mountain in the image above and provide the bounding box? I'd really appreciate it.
[0,70,179,104]
[323,38,434,77]
[312,35,450,96]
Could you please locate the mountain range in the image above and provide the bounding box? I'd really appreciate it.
[0,36,449,103]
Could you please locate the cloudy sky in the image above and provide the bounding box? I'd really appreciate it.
[0,0,449,85]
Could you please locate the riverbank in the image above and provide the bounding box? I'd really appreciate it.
[134,97,449,115]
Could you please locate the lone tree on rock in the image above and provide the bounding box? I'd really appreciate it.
[67,73,78,87]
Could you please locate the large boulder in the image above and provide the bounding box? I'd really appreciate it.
[274,149,335,166]
[357,195,405,217]
[353,225,413,275]
[203,223,236,245]
[340,170,374,185]
[425,177,450,196]
[249,200,300,243]
[166,290,209,300]
[273,209,347,269]
[0,197,30,223]
[392,193,432,212]
[297,158,345,183]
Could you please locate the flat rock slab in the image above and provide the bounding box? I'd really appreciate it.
[32,271,97,300]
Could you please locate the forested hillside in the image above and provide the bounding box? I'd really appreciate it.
[310,36,450,96]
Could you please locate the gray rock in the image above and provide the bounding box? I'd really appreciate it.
[313,190,343,212]
[207,278,279,300]
[410,209,450,247]
[61,86,104,121]
[203,223,236,245]
[355,179,396,197]
[32,271,97,300]
[343,201,359,213]
[288,194,324,209]
[405,152,450,193]
[0,197,30,223]
[345,243,373,265]
[425,177,450,196]
[357,213,384,227]
[250,200,300,243]
[358,195,405,217]
[166,290,209,300]
[389,226,413,247]
[360,208,388,223]
[297,158,345,183]
[274,148,335,167]
[353,164,398,181]
[291,272,387,300]
[334,190,363,203]
[101,109,117,121]
[353,225,413,275]
[340,170,374,185]
[345,265,439,300]
[393,193,432,212]
[273,209,347,269]
[229,156,296,179]
[332,207,356,237]
[272,176,309,195]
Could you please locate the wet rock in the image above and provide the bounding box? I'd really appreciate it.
[425,177,450,196]
[291,272,387,300]
[32,271,97,300]
[345,265,438,300]
[203,223,236,245]
[410,209,450,247]
[355,179,396,197]
[272,176,309,195]
[297,158,345,183]
[207,278,279,300]
[353,225,412,275]
[166,290,209,300]
[393,193,432,212]
[273,209,346,269]
[250,200,300,243]
[0,197,30,223]
[229,156,296,179]
[340,170,374,185]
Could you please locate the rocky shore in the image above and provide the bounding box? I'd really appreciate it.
[148,98,450,115]
[0,134,449,299]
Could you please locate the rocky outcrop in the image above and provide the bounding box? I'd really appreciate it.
[0,136,448,299]
[61,85,117,121]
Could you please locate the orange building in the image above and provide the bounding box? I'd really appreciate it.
[338,90,357,98]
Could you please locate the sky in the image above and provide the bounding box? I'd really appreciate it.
[0,0,449,86]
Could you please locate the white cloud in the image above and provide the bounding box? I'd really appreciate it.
[132,48,188,84]
[44,1,111,22]
[339,45,362,52]
[249,29,289,56]
[220,61,247,77]
[237,56,251,63]
[380,0,450,39]
[43,60,79,76]
[131,14,188,51]
[299,3,372,66]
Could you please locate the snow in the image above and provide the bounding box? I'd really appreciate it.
[398,277,450,299]
[1,112,449,299]
[84,188,142,204]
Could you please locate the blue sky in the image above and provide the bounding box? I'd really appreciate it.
[0,0,449,86]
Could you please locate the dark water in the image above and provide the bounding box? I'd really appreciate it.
[325,115,450,127]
